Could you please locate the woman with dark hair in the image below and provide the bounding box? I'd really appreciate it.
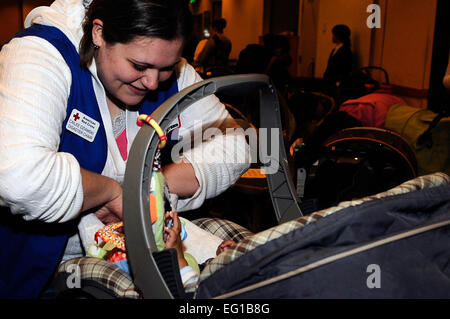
[0,0,249,298]
[323,24,353,84]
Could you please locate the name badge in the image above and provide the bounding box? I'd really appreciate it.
[66,109,100,142]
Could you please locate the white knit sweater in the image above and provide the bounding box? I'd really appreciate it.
[0,0,250,225]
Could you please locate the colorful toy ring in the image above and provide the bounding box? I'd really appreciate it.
[136,114,167,149]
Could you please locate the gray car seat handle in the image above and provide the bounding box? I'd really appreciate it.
[123,74,302,298]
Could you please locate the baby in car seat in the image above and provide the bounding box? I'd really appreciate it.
[164,212,237,290]
[83,210,237,292]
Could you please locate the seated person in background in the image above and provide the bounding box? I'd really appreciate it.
[235,43,271,74]
[263,33,293,92]
[235,34,292,93]
[194,18,232,73]
[323,24,353,86]
[193,38,208,64]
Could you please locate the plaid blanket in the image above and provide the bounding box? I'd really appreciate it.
[191,218,254,242]
[57,256,141,298]
[56,218,252,298]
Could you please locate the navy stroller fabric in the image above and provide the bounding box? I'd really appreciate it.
[197,184,450,298]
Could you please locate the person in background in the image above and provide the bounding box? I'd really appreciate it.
[194,18,232,74]
[0,0,249,298]
[323,24,353,85]
[263,33,293,93]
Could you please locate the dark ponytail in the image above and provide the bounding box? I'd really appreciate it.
[79,0,193,68]
[332,24,351,47]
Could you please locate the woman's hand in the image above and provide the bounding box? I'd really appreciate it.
[80,168,123,224]
[92,191,123,224]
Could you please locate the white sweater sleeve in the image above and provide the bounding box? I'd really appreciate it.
[0,36,84,223]
[173,61,251,212]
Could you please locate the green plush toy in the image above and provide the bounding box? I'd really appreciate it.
[89,114,200,275]
[150,171,200,273]
[87,170,199,274]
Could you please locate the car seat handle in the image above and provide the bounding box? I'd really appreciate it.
[123,74,302,299]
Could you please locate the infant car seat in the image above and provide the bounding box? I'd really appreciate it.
[55,74,303,298]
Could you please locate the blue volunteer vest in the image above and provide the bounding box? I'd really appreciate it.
[0,24,178,298]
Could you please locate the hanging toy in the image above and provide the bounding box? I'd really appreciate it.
[88,222,126,263]
[88,114,198,274]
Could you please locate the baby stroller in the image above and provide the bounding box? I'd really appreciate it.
[55,75,450,299]
[339,66,392,104]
